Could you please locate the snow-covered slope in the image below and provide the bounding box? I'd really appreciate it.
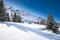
[4,4,41,23]
[0,22,60,40]
[16,10,41,23]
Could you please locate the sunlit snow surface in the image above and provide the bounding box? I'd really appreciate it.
[0,22,60,40]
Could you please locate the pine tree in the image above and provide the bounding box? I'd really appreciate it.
[13,12,21,23]
[46,14,59,34]
[6,13,10,21]
[0,0,8,22]
[52,22,59,34]
[46,14,54,30]
[13,12,17,22]
[17,15,21,23]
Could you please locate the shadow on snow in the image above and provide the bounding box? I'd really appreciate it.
[5,22,60,40]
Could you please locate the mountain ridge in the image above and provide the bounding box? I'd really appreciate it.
[4,4,44,23]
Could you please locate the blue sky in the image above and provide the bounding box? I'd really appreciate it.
[4,0,60,22]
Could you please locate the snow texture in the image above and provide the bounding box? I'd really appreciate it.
[0,22,60,40]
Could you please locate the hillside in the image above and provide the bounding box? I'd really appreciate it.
[0,22,60,40]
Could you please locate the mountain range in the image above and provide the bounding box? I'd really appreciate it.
[4,4,43,23]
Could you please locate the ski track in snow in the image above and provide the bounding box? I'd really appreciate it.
[0,22,60,40]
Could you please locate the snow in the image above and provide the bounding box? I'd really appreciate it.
[15,22,45,28]
[59,26,60,31]
[16,10,39,22]
[0,22,60,40]
[5,4,41,23]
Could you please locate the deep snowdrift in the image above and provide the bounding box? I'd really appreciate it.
[0,22,60,40]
